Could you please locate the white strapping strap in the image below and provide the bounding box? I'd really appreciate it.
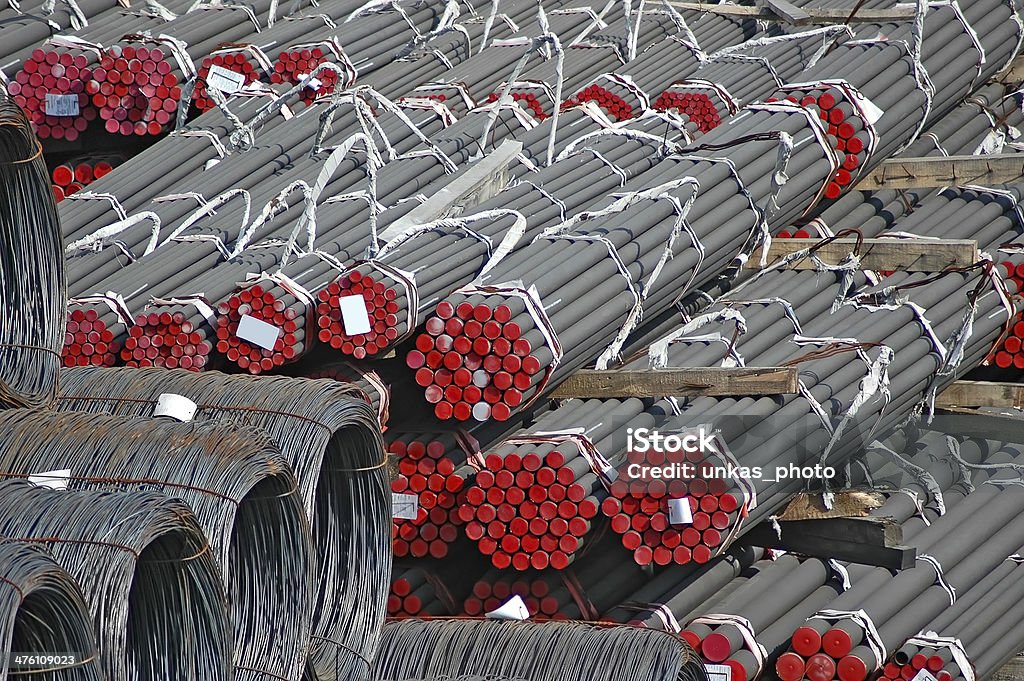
[905,632,976,681]
[809,609,887,668]
[647,308,747,368]
[916,554,957,605]
[690,614,768,675]
[63,191,127,222]
[867,439,946,515]
[503,427,617,487]
[65,211,162,259]
[149,295,216,323]
[68,292,134,327]
[161,188,251,248]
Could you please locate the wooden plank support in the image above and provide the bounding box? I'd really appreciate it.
[853,154,1024,190]
[936,380,1024,409]
[998,53,1024,83]
[667,1,916,22]
[737,516,916,570]
[550,367,799,398]
[754,0,811,23]
[746,238,978,271]
[933,407,1024,443]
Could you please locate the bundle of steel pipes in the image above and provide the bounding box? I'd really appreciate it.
[9,0,195,138]
[0,541,101,681]
[0,479,230,681]
[462,533,651,618]
[388,560,486,617]
[389,430,479,559]
[55,366,388,681]
[778,443,1024,681]
[407,0,1022,423]
[0,97,64,409]
[0,410,314,681]
[371,618,708,681]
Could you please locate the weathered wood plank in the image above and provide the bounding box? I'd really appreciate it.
[937,380,1024,409]
[854,154,1024,190]
[747,238,978,271]
[667,1,916,22]
[550,367,799,398]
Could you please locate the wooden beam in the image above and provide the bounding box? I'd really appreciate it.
[746,238,978,271]
[998,53,1024,83]
[937,380,1024,409]
[737,516,916,570]
[550,367,799,398]
[853,154,1024,190]
[754,0,810,24]
[932,407,1024,443]
[667,1,916,23]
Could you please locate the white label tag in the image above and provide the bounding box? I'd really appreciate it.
[911,670,937,681]
[45,93,79,116]
[705,664,731,681]
[338,295,372,335]
[28,469,71,491]
[153,393,198,422]
[669,497,693,525]
[300,74,323,91]
[392,492,419,520]
[206,64,245,94]
[486,595,530,620]
[237,313,281,351]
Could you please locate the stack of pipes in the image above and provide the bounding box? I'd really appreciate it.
[50,153,120,201]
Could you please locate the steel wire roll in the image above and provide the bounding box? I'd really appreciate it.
[371,619,709,681]
[0,410,314,681]
[0,541,101,681]
[56,366,390,681]
[0,480,230,681]
[0,97,65,409]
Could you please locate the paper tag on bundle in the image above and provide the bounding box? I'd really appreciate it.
[206,64,245,94]
[337,295,372,335]
[485,595,530,620]
[705,664,731,681]
[237,313,281,351]
[392,493,419,520]
[45,93,79,117]
[300,74,323,91]
[668,497,693,525]
[28,469,71,491]
[153,393,198,422]
[911,670,938,681]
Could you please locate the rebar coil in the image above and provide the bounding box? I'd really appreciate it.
[57,366,390,681]
[0,480,230,681]
[0,541,101,681]
[0,410,314,681]
[371,619,710,681]
[0,97,65,408]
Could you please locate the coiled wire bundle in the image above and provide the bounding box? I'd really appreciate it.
[0,97,65,408]
[0,541,101,681]
[0,480,230,681]
[0,411,314,681]
[372,619,709,681]
[57,366,390,681]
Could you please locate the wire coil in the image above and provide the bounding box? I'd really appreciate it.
[0,410,314,681]
[57,366,390,681]
[0,97,65,409]
[0,480,230,681]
